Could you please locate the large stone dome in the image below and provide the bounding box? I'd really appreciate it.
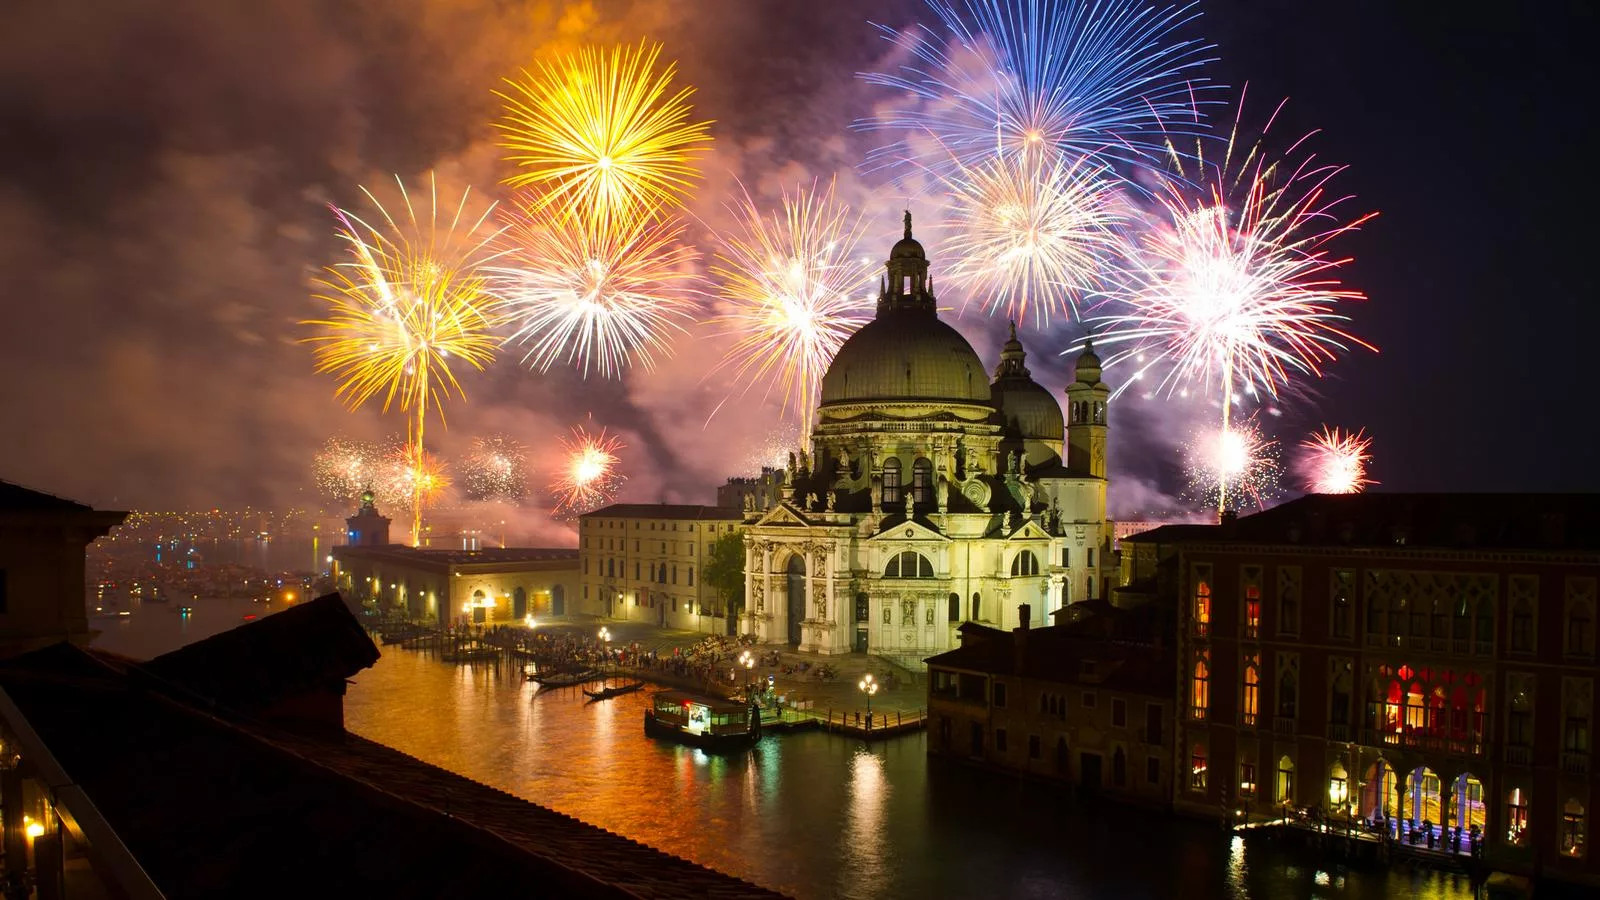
[819,313,992,406]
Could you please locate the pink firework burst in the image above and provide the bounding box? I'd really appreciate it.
[1299,426,1374,494]
[550,424,626,518]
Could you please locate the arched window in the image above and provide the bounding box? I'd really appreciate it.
[1276,757,1296,806]
[1191,651,1210,720]
[912,458,934,504]
[972,592,982,621]
[1010,550,1040,577]
[1190,744,1208,790]
[1562,798,1588,858]
[881,458,902,505]
[1194,580,1211,635]
[1278,670,1298,720]
[884,551,934,578]
[1242,662,1259,726]
[948,592,960,623]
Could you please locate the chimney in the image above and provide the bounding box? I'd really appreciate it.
[1015,604,1031,674]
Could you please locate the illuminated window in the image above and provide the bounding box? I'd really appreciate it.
[1562,798,1586,858]
[1276,757,1296,806]
[912,458,934,504]
[1010,551,1040,577]
[881,458,902,505]
[1190,744,1208,791]
[1194,581,1211,636]
[884,551,934,579]
[1244,585,1261,639]
[1191,651,1210,720]
[1506,789,1529,845]
[1242,661,1259,727]
[1240,761,1257,796]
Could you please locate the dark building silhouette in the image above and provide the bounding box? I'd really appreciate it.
[1122,493,1598,888]
[345,489,391,547]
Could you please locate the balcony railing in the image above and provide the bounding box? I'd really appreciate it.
[1506,745,1532,766]
[1327,722,1351,742]
[1274,716,1298,735]
[1475,640,1494,656]
[1361,728,1485,757]
[1562,752,1590,775]
[1453,638,1469,655]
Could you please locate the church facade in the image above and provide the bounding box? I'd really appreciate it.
[740,214,1117,667]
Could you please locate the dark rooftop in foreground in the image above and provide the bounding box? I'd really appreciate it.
[581,504,743,520]
[927,605,1174,697]
[0,596,786,899]
[332,545,578,567]
[1125,492,1600,553]
[0,479,94,513]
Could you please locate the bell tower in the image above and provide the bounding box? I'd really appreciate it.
[877,210,936,314]
[1065,342,1109,478]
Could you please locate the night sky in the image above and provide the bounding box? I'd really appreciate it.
[0,0,1593,527]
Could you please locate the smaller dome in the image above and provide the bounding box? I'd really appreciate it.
[891,236,926,260]
[992,379,1065,442]
[1075,340,1103,383]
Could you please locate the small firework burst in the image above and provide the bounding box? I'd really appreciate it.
[463,435,529,502]
[1299,426,1374,494]
[550,424,625,518]
[313,437,378,503]
[374,443,451,514]
[1183,417,1282,512]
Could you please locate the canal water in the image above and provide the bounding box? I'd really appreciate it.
[95,609,1475,900]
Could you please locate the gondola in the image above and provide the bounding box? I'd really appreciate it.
[530,668,600,688]
[583,682,644,701]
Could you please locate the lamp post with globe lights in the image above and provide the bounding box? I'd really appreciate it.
[737,649,756,698]
[859,674,878,730]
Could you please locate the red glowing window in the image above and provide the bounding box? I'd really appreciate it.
[1397,665,1415,681]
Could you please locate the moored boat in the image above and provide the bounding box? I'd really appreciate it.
[643,690,760,751]
[583,682,644,701]
[531,668,601,688]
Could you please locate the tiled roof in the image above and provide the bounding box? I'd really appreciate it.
[927,607,1174,697]
[1136,493,1600,552]
[0,643,789,899]
[138,593,379,715]
[333,547,578,568]
[0,479,93,512]
[581,504,743,521]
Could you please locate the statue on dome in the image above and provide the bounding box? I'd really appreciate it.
[904,492,915,519]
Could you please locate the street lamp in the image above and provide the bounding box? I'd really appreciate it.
[859,674,878,728]
[738,650,755,697]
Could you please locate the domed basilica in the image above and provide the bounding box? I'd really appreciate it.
[741,213,1116,665]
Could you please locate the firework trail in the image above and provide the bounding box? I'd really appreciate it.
[492,201,700,379]
[858,0,1216,179]
[707,180,877,443]
[940,151,1128,326]
[303,174,502,544]
[1085,96,1376,511]
[495,40,712,226]
[550,424,626,519]
[463,435,530,502]
[1299,426,1374,494]
[1183,416,1281,513]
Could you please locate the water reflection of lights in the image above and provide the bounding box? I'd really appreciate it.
[1226,834,1248,898]
[841,747,890,897]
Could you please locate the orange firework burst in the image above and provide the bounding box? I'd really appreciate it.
[495,40,712,225]
[1300,426,1374,494]
[550,424,625,519]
